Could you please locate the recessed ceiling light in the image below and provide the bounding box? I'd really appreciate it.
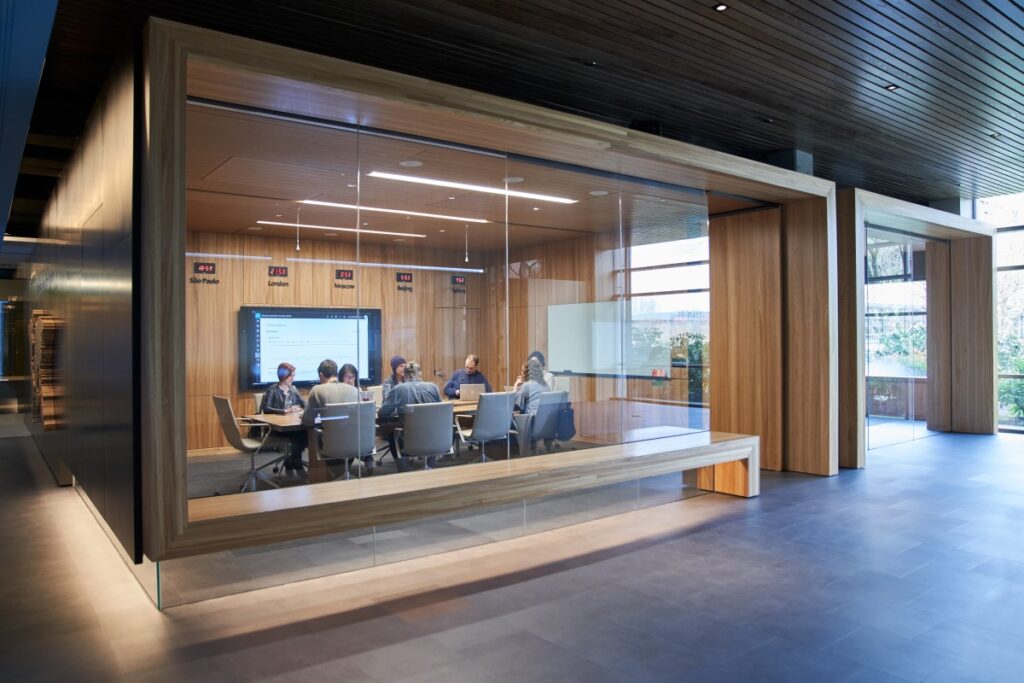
[274,213,283,217]
[439,229,446,233]
[885,84,899,91]
[448,196,456,200]
[990,132,1001,139]
[532,207,540,211]
[299,199,490,223]
[503,176,524,184]
[366,171,577,204]
[583,60,598,67]
[714,3,728,11]
[588,190,609,197]
[346,184,356,188]
[246,226,263,231]
[393,238,407,242]
[398,160,423,167]
[256,220,426,238]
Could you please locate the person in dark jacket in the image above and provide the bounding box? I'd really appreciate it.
[379,361,443,471]
[259,362,306,473]
[382,355,405,401]
[443,354,492,398]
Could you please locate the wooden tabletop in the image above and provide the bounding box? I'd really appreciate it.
[244,413,305,431]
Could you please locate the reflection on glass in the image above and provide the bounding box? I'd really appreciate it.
[976,191,1024,228]
[864,229,936,449]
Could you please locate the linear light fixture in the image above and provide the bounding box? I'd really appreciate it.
[286,257,484,274]
[2,235,68,245]
[299,199,489,223]
[257,220,426,238]
[185,252,271,261]
[366,171,578,204]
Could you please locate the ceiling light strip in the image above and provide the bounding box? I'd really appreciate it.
[185,252,272,261]
[366,171,578,204]
[286,257,484,274]
[299,199,489,223]
[257,220,426,238]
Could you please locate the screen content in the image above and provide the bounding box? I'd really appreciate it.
[240,307,382,387]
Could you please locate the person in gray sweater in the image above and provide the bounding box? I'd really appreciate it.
[301,359,360,426]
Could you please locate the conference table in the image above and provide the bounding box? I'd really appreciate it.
[244,399,480,484]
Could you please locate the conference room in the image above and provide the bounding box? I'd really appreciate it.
[183,89,729,499]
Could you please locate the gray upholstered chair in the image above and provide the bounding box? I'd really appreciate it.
[212,395,279,493]
[318,401,377,480]
[531,391,567,453]
[456,391,514,462]
[395,401,454,470]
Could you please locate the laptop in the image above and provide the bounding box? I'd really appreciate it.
[459,383,485,401]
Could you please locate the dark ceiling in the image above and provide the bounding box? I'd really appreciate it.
[10,0,1024,237]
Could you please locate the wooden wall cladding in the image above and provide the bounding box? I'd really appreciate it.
[926,241,952,433]
[708,208,783,471]
[950,236,997,434]
[185,231,484,449]
[782,198,836,476]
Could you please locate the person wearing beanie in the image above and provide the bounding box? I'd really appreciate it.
[382,355,406,401]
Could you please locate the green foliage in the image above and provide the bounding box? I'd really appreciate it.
[874,321,927,374]
[997,335,1024,420]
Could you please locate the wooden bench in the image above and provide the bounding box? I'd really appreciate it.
[177,431,759,558]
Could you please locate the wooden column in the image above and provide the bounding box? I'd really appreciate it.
[836,189,865,468]
[708,208,784,472]
[783,197,837,476]
[950,236,997,433]
[925,241,952,432]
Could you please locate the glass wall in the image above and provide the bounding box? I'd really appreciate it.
[977,193,1024,430]
[864,227,934,449]
[182,89,713,501]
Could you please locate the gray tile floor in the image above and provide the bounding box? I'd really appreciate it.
[3,427,1024,681]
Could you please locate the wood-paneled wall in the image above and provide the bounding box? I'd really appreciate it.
[186,232,484,449]
[836,190,865,468]
[708,208,784,471]
[950,236,997,433]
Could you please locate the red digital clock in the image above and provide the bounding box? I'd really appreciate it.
[193,262,216,274]
[335,269,354,280]
[396,272,414,283]
[450,275,466,286]
[268,266,289,277]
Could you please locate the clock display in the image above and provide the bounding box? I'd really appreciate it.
[450,275,467,286]
[396,272,414,283]
[335,269,354,280]
[268,266,289,277]
[193,262,216,274]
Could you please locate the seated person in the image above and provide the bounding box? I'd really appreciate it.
[382,355,405,401]
[514,357,555,454]
[514,357,549,415]
[340,363,359,386]
[514,350,554,391]
[301,359,364,474]
[378,360,443,471]
[443,353,493,398]
[260,362,306,474]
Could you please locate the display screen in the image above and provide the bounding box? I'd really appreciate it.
[238,306,382,388]
[268,265,289,277]
[396,272,413,283]
[193,262,216,274]
[335,269,354,280]
[451,275,466,286]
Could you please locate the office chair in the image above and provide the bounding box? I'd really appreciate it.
[318,401,377,480]
[394,401,454,470]
[212,395,280,493]
[456,391,514,462]
[530,391,567,454]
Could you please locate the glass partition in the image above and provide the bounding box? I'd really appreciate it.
[182,76,712,506]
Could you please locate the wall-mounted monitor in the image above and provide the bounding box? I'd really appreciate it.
[238,306,382,389]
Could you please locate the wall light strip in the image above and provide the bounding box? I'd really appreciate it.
[3,236,68,245]
[366,171,578,204]
[299,199,489,223]
[286,257,484,274]
[185,252,272,261]
[256,220,426,238]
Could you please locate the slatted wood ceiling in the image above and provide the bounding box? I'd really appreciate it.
[11,0,1024,237]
